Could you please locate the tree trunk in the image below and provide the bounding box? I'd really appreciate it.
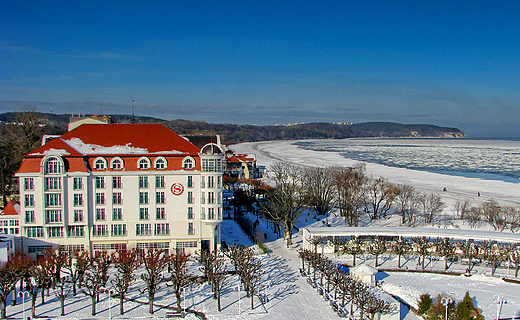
[515,264,519,278]
[422,254,425,269]
[444,256,448,271]
[251,293,254,310]
[398,254,401,268]
[176,291,182,312]
[60,298,65,316]
[31,294,37,318]
[41,288,45,304]
[0,298,6,319]
[149,293,155,314]
[91,295,97,316]
[375,254,379,267]
[217,291,221,312]
[120,296,125,315]
[491,260,496,276]
[353,254,356,266]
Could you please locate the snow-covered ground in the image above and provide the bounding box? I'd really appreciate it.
[229,140,520,319]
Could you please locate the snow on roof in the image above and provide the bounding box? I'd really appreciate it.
[64,138,149,155]
[304,226,520,243]
[30,148,71,156]
[352,264,378,275]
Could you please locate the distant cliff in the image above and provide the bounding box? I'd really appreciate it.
[0,112,464,143]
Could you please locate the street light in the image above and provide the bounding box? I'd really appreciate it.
[493,294,506,320]
[100,287,115,320]
[441,298,452,320]
[18,291,30,320]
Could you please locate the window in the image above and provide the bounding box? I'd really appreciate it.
[111,158,123,170]
[139,176,149,188]
[24,178,34,191]
[138,158,150,169]
[139,208,149,220]
[136,224,152,236]
[73,177,83,190]
[201,192,205,204]
[156,207,166,220]
[96,193,105,205]
[113,192,122,205]
[45,193,62,207]
[187,207,194,220]
[74,194,83,206]
[155,157,166,169]
[176,241,197,250]
[94,158,106,170]
[202,159,222,172]
[187,176,193,188]
[45,177,61,190]
[92,225,108,237]
[112,176,122,189]
[68,226,85,237]
[113,208,123,221]
[183,158,194,169]
[47,226,63,238]
[74,210,84,223]
[156,191,165,204]
[188,223,194,235]
[111,224,127,236]
[187,191,194,204]
[154,223,169,235]
[24,194,35,207]
[156,176,165,188]
[139,192,149,204]
[207,176,215,188]
[26,226,44,238]
[45,210,63,223]
[218,192,222,204]
[208,207,215,220]
[96,208,106,221]
[95,177,105,189]
[201,207,205,220]
[217,176,222,188]
[25,211,35,223]
[45,157,61,174]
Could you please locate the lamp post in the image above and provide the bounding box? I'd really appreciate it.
[100,287,115,320]
[441,298,452,320]
[493,294,506,320]
[18,291,30,320]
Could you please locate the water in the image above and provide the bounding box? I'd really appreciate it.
[293,138,520,183]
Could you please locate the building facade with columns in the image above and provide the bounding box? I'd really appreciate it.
[16,123,224,257]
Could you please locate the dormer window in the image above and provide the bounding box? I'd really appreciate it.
[154,157,167,170]
[111,158,124,170]
[138,157,151,170]
[94,158,107,170]
[44,157,62,174]
[183,157,194,169]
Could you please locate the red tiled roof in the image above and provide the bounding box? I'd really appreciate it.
[226,154,256,163]
[1,200,19,216]
[60,124,200,154]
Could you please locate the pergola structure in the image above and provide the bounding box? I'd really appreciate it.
[303,227,520,254]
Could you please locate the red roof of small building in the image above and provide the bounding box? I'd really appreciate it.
[226,154,256,163]
[1,200,19,216]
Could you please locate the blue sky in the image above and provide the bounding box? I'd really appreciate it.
[1,1,519,137]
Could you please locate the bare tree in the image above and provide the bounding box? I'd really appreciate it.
[54,276,72,316]
[510,244,520,277]
[459,240,479,273]
[413,237,431,270]
[364,177,397,220]
[365,294,392,320]
[307,236,324,253]
[82,254,106,316]
[332,164,366,226]
[27,256,52,317]
[390,238,410,269]
[435,238,454,271]
[303,167,336,216]
[262,162,306,246]
[453,199,471,219]
[504,207,520,233]
[0,261,18,318]
[64,250,89,296]
[367,236,387,267]
[465,207,481,228]
[480,241,507,276]
[48,247,69,291]
[481,199,507,231]
[140,248,168,314]
[395,184,418,225]
[342,237,363,267]
[169,249,195,313]
[417,192,445,224]
[111,248,141,315]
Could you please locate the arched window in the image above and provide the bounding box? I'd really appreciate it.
[111,158,124,170]
[138,157,150,170]
[94,158,107,170]
[154,157,167,169]
[183,157,194,169]
[45,157,62,174]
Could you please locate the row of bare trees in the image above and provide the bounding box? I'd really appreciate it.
[308,235,520,277]
[261,162,448,246]
[298,249,392,320]
[454,199,520,232]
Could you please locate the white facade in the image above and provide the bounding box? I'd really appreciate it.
[16,124,224,257]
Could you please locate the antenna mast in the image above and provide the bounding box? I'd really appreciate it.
[132,100,135,124]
